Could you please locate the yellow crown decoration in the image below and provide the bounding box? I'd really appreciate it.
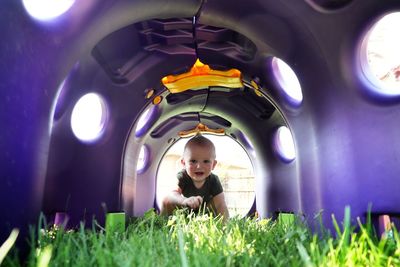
[162,59,243,94]
[178,123,225,138]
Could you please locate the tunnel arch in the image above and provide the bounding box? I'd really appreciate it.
[121,77,301,218]
[4,1,400,243]
[42,4,322,224]
[40,0,341,226]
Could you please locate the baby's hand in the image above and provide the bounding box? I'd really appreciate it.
[183,196,203,209]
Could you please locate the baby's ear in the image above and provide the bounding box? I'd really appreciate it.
[212,160,217,169]
[180,157,185,166]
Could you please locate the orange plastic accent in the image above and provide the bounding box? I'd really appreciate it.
[145,89,155,99]
[178,123,225,138]
[152,95,163,105]
[162,59,243,93]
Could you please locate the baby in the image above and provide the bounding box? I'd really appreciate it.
[161,134,229,220]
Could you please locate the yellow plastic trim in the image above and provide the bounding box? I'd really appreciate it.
[250,80,263,97]
[162,59,243,93]
[250,80,259,90]
[178,123,225,138]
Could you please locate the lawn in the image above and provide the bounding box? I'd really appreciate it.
[2,207,400,266]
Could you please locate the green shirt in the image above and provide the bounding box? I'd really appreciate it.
[177,170,223,212]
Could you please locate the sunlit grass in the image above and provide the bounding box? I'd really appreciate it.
[0,228,19,265]
[3,208,400,266]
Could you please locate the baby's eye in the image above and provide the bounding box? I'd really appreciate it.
[203,160,211,164]
[189,159,197,164]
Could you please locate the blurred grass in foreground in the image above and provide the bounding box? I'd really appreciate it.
[2,208,400,267]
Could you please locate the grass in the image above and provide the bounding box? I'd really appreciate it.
[2,208,400,266]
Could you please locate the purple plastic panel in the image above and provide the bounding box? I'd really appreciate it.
[2,0,400,245]
[198,0,400,227]
[54,212,70,228]
[0,0,201,242]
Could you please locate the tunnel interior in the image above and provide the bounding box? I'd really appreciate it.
[2,0,400,243]
[44,16,297,224]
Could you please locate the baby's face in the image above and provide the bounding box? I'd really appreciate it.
[181,144,217,185]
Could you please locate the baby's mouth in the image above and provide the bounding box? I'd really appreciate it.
[194,171,204,176]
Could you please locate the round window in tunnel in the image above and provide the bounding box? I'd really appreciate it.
[135,105,158,137]
[273,126,296,163]
[71,93,108,143]
[271,57,303,107]
[22,0,75,21]
[156,134,255,217]
[136,145,149,174]
[359,12,400,96]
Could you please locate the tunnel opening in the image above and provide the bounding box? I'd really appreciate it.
[155,134,256,218]
[121,73,299,219]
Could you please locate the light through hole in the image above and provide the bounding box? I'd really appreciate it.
[70,93,108,143]
[22,0,75,21]
[273,126,296,163]
[361,12,400,95]
[271,57,303,106]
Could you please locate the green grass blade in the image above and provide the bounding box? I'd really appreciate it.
[342,205,351,248]
[36,245,52,267]
[177,228,188,267]
[0,228,19,265]
[296,241,314,267]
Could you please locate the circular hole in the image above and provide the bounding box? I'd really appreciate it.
[70,93,108,143]
[135,106,158,137]
[271,57,303,107]
[360,12,400,96]
[156,135,255,217]
[273,126,296,163]
[137,145,149,174]
[22,0,75,21]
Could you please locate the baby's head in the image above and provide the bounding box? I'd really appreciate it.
[181,135,217,183]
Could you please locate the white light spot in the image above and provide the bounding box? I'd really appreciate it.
[22,0,75,21]
[362,12,400,95]
[273,126,296,162]
[71,93,107,143]
[271,58,303,106]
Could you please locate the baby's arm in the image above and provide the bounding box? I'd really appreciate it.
[161,187,203,215]
[170,187,203,209]
[212,192,229,221]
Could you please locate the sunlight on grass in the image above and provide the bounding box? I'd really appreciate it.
[3,209,400,266]
[36,245,52,267]
[0,228,19,265]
